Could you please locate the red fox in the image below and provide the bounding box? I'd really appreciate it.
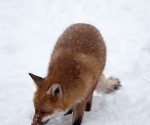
[29,23,120,125]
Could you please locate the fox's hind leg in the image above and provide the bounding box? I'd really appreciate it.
[85,90,94,112]
[95,73,121,93]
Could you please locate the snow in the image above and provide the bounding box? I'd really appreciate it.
[0,0,150,125]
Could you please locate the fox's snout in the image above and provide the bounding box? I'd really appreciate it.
[31,109,50,125]
[31,117,49,125]
[31,120,49,125]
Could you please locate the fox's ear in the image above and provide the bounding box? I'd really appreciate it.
[47,84,62,96]
[28,73,43,88]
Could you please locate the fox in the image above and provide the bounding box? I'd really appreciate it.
[29,23,120,125]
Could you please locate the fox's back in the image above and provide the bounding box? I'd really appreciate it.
[54,23,105,58]
[49,23,106,77]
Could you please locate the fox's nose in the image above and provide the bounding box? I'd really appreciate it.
[37,123,42,125]
[38,119,49,125]
[37,122,47,125]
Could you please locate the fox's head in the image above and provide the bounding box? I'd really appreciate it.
[29,73,67,125]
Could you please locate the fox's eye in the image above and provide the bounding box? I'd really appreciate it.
[40,110,45,115]
[35,109,38,112]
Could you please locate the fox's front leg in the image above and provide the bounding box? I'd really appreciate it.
[72,100,86,125]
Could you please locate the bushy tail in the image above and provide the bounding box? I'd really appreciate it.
[95,73,121,93]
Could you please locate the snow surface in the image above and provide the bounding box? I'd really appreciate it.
[0,0,150,125]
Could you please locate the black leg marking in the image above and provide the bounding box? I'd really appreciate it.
[64,109,72,116]
[73,117,82,125]
[85,102,91,111]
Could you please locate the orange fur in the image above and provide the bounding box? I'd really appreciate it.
[29,23,106,125]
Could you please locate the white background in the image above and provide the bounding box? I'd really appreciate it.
[0,0,150,125]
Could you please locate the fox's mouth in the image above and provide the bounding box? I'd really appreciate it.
[39,119,49,125]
